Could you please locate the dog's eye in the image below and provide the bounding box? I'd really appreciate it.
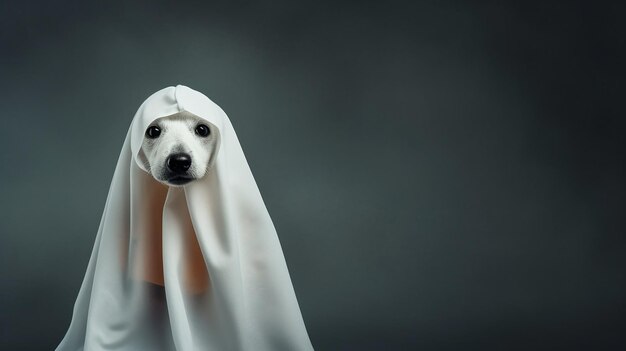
[195,124,210,137]
[145,126,161,139]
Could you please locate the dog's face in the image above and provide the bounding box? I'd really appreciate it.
[139,112,219,187]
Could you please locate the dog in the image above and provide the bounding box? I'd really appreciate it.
[137,111,219,187]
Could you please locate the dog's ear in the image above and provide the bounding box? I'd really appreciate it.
[136,148,151,172]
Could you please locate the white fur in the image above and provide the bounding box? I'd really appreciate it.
[140,112,218,187]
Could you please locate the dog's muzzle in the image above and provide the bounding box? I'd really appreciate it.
[166,152,194,185]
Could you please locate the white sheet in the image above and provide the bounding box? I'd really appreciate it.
[56,85,314,351]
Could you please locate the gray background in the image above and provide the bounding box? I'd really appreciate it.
[1,1,625,350]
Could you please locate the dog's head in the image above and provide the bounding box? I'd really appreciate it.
[138,111,219,187]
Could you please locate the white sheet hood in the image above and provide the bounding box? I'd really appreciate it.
[56,85,314,351]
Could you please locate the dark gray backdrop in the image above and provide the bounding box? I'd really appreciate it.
[1,1,625,350]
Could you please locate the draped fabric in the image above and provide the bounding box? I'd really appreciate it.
[56,85,314,351]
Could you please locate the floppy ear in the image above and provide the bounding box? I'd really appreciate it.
[136,147,151,173]
[128,161,169,287]
[127,158,209,294]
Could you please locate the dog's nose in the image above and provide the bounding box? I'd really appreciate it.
[167,153,192,174]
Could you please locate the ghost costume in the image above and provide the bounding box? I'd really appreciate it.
[56,85,314,351]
